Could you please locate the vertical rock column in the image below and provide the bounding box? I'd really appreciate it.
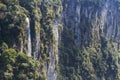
[47,19,59,80]
[34,22,41,60]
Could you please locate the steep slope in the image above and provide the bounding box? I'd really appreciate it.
[0,0,120,80]
[59,0,120,80]
[0,0,62,80]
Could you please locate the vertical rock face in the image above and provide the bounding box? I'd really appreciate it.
[62,0,97,48]
[59,0,120,80]
[47,18,60,80]
[62,0,120,48]
[0,0,63,79]
[19,0,62,79]
[2,0,120,80]
[33,21,41,60]
[101,0,120,41]
[39,0,62,80]
[47,20,57,80]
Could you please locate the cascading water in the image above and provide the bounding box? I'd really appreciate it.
[47,19,59,80]
[26,17,32,57]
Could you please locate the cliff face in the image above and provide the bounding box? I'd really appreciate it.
[0,0,120,80]
[0,0,62,80]
[59,0,120,80]
[62,0,120,48]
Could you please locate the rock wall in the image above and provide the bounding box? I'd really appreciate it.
[59,0,120,80]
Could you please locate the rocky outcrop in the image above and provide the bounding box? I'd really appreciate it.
[62,0,120,48]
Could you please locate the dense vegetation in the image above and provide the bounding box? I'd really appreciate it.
[59,32,120,80]
[0,0,62,80]
[59,0,120,80]
[0,0,120,80]
[0,43,43,80]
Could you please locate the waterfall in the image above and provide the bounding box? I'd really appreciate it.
[26,17,32,57]
[47,19,59,80]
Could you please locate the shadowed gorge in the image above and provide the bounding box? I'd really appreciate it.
[0,0,120,80]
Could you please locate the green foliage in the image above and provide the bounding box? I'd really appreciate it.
[0,0,120,80]
[1,0,19,5]
[59,0,120,80]
[40,0,62,61]
[59,28,120,80]
[0,0,62,79]
[0,3,7,11]
[0,1,28,48]
[0,48,43,80]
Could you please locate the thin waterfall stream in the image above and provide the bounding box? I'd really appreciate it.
[26,17,32,57]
